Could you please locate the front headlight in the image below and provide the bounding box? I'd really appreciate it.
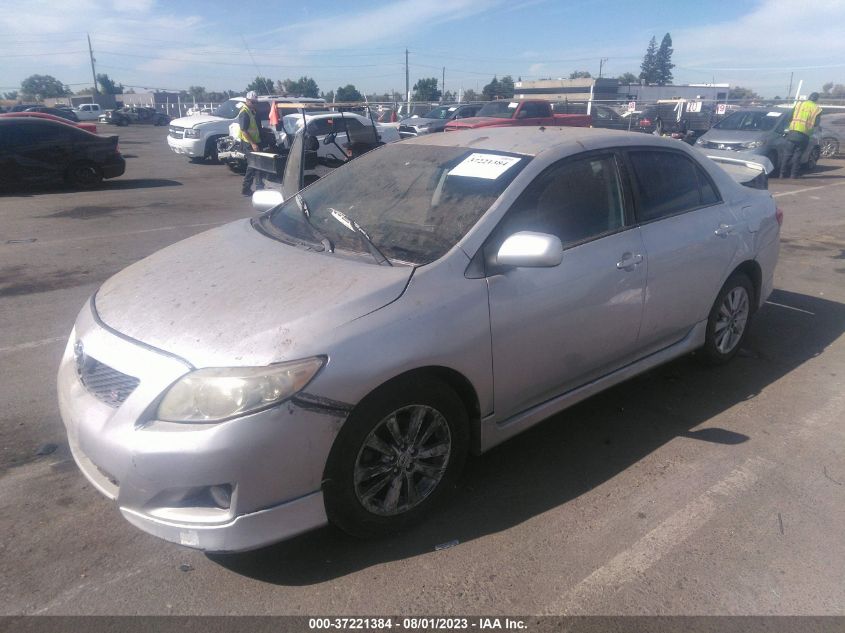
[183,127,201,138]
[742,140,765,149]
[415,126,431,134]
[157,357,324,423]
[695,137,706,145]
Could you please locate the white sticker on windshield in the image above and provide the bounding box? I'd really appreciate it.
[508,102,518,108]
[448,107,457,111]
[449,153,521,179]
[767,111,782,116]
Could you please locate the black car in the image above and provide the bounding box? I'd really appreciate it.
[0,118,125,189]
[24,106,80,122]
[100,106,169,126]
[634,102,724,140]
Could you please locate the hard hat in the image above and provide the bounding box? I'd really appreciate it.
[245,91,258,101]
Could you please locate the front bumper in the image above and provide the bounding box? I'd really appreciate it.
[166,134,205,157]
[102,157,126,179]
[57,298,340,551]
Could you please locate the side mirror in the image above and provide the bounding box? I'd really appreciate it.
[251,189,284,213]
[323,132,337,145]
[496,231,563,268]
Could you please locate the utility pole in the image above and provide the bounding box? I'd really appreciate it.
[787,72,794,102]
[405,48,410,110]
[442,66,445,103]
[87,33,98,103]
[598,57,608,79]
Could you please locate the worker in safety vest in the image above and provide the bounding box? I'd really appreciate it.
[780,92,822,179]
[239,91,264,196]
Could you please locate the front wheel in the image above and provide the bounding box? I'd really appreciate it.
[698,272,754,365]
[820,137,839,158]
[805,146,820,172]
[323,377,468,538]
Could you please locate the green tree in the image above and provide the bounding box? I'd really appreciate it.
[569,70,592,79]
[639,36,658,84]
[20,74,69,99]
[654,33,674,85]
[413,77,441,101]
[499,75,515,99]
[442,90,456,102]
[321,89,335,102]
[728,86,760,103]
[283,76,320,98]
[188,85,207,101]
[482,76,501,100]
[335,84,363,101]
[618,72,638,84]
[96,73,123,94]
[245,77,276,95]
[462,88,480,102]
[3,90,18,100]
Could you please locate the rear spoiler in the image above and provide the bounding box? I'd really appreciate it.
[695,148,773,190]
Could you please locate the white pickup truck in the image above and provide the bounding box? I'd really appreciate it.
[166,96,325,163]
[73,103,103,121]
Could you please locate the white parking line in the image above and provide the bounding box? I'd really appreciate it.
[772,181,845,198]
[765,301,815,315]
[0,336,65,355]
[1,221,226,248]
[544,456,775,615]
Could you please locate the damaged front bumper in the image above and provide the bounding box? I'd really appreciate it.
[57,299,347,552]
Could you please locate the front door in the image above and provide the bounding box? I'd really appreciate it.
[484,152,647,419]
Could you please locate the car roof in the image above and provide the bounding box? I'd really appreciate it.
[403,125,690,157]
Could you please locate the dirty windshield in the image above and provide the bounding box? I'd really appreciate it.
[713,110,782,131]
[211,99,242,119]
[423,105,458,119]
[477,101,518,118]
[266,144,529,265]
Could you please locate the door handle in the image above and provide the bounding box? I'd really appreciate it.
[616,253,643,270]
[714,223,737,237]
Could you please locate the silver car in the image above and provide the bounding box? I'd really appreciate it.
[58,128,780,552]
[696,108,821,174]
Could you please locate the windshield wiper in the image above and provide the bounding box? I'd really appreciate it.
[328,208,392,267]
[296,194,334,253]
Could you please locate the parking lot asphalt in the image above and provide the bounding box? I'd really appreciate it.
[1,126,843,615]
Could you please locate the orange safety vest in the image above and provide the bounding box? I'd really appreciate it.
[788,100,821,136]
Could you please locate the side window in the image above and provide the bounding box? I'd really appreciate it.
[493,154,626,249]
[519,102,546,118]
[627,150,714,222]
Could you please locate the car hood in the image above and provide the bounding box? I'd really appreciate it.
[700,130,769,144]
[402,117,440,127]
[169,114,229,128]
[94,219,414,367]
[446,117,505,129]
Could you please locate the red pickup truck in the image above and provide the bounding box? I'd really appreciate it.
[444,99,590,131]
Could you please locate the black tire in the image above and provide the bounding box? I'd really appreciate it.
[188,156,205,164]
[65,161,103,189]
[116,116,129,127]
[227,160,246,174]
[323,376,469,538]
[698,272,754,365]
[205,137,222,164]
[805,146,820,172]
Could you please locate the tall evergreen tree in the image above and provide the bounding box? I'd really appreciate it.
[639,36,658,84]
[654,33,675,86]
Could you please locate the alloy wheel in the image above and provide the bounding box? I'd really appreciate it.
[354,404,452,516]
[714,286,750,354]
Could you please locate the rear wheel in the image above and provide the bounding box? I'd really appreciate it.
[205,137,222,164]
[65,161,103,189]
[323,376,469,538]
[698,272,754,365]
[654,118,664,135]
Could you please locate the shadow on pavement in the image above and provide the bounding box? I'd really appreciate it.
[100,178,182,190]
[1,178,181,196]
[209,289,845,585]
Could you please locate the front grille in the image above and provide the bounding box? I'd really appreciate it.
[169,126,184,139]
[702,140,743,151]
[77,355,139,408]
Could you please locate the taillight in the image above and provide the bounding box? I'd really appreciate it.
[775,206,783,226]
[640,118,651,127]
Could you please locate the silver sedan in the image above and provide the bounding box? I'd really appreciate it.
[57,127,780,551]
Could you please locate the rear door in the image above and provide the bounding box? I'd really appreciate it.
[624,148,741,354]
[485,151,647,418]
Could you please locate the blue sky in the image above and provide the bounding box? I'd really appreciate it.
[1,0,843,99]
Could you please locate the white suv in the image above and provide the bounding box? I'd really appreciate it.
[167,96,324,163]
